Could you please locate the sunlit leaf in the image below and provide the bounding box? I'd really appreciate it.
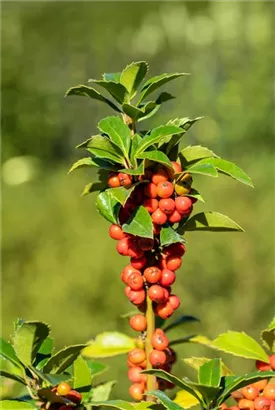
[82,332,135,358]
[122,206,153,239]
[65,85,121,112]
[179,212,244,233]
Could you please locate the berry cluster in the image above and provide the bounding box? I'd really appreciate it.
[108,163,195,400]
[43,382,82,410]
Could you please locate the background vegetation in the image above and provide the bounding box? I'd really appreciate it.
[1,0,274,400]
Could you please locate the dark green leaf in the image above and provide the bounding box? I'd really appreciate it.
[156,92,175,104]
[82,332,135,359]
[73,356,91,401]
[135,125,183,156]
[0,338,22,369]
[86,361,108,378]
[160,224,186,247]
[130,134,143,165]
[13,321,50,366]
[0,370,26,385]
[88,79,127,104]
[90,381,116,401]
[0,401,37,410]
[261,317,275,352]
[96,190,120,224]
[198,359,222,387]
[109,184,139,206]
[146,390,183,410]
[122,104,143,120]
[185,162,218,177]
[81,182,106,196]
[86,400,135,410]
[137,150,173,170]
[163,315,200,333]
[65,85,121,112]
[120,61,148,98]
[78,135,125,165]
[122,205,153,239]
[98,117,131,160]
[184,188,205,203]
[31,367,71,385]
[103,72,121,83]
[42,344,86,374]
[138,73,189,103]
[180,145,218,165]
[37,337,53,356]
[180,212,244,233]
[187,381,221,405]
[139,101,157,118]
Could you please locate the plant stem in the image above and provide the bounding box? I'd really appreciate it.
[145,290,156,401]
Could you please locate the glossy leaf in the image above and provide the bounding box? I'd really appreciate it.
[130,134,143,165]
[160,224,186,247]
[96,190,120,224]
[0,401,37,410]
[180,145,218,164]
[81,182,106,196]
[179,212,244,233]
[0,370,26,385]
[87,361,108,378]
[135,125,183,156]
[90,380,116,401]
[184,188,205,203]
[120,61,148,97]
[122,104,143,120]
[146,390,183,410]
[0,338,22,368]
[173,390,200,409]
[163,315,200,333]
[79,135,125,164]
[68,157,96,174]
[198,358,221,387]
[212,331,269,362]
[138,72,189,103]
[42,344,86,374]
[185,162,218,177]
[73,356,91,400]
[87,400,135,410]
[103,72,121,83]
[82,332,136,359]
[88,80,127,104]
[196,158,254,187]
[109,184,139,206]
[137,150,173,170]
[168,116,204,131]
[65,85,121,112]
[98,117,131,159]
[13,321,50,366]
[122,206,153,239]
[183,357,233,376]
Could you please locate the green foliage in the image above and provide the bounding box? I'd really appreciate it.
[198,358,222,387]
[82,332,136,358]
[160,224,186,247]
[122,206,154,239]
[179,212,244,233]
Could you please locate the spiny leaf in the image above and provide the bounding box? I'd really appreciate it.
[180,145,218,164]
[81,182,106,196]
[65,85,121,112]
[122,205,153,239]
[184,188,205,203]
[146,390,183,410]
[96,190,120,224]
[138,104,161,122]
[109,184,140,206]
[156,92,175,104]
[78,135,125,164]
[88,79,127,104]
[198,358,222,387]
[137,150,173,170]
[0,338,22,369]
[87,361,108,378]
[103,72,121,83]
[183,357,233,376]
[185,162,218,177]
[160,224,186,247]
[42,344,87,374]
[90,380,116,401]
[82,332,135,359]
[38,387,75,405]
[179,212,244,233]
[122,104,143,120]
[98,116,131,160]
[120,61,148,98]
[86,400,135,410]
[73,355,91,401]
[68,157,117,174]
[135,125,183,156]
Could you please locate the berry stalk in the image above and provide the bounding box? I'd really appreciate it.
[145,290,156,399]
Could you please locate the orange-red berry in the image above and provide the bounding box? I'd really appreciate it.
[159,198,175,214]
[175,196,193,215]
[168,294,180,310]
[131,255,147,270]
[116,237,132,256]
[128,241,144,258]
[251,380,268,392]
[151,329,169,351]
[157,181,174,199]
[159,269,176,287]
[166,255,182,271]
[149,350,167,367]
[144,267,162,284]
[129,315,147,332]
[152,169,169,185]
[121,265,141,284]
[108,173,120,188]
[144,183,158,198]
[155,301,174,319]
[242,386,259,400]
[128,348,146,365]
[138,238,154,251]
[270,355,275,370]
[254,397,271,410]
[57,382,71,396]
[256,360,271,371]
[163,243,186,257]
[171,161,182,174]
[143,198,158,213]
[66,390,82,404]
[148,285,166,303]
[118,173,132,188]
[129,383,144,401]
[127,289,146,305]
[126,272,144,291]
[151,208,167,225]
[264,384,275,401]
[109,224,125,240]
[168,209,183,223]
[238,399,254,410]
[128,366,146,383]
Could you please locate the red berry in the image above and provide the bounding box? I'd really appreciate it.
[118,173,132,188]
[126,272,144,291]
[143,198,158,213]
[165,348,177,364]
[66,390,82,404]
[159,269,176,286]
[229,407,240,410]
[251,380,268,392]
[162,287,170,302]
[131,255,147,270]
[168,294,180,310]
[242,386,259,400]
[168,209,183,223]
[166,255,182,271]
[129,315,147,332]
[144,183,158,198]
[254,397,271,410]
[128,348,146,365]
[108,173,120,188]
[128,366,146,383]
[121,265,141,284]
[155,301,174,319]
[57,382,71,396]
[163,243,186,257]
[109,224,125,240]
[157,181,174,199]
[149,350,166,367]
[116,237,131,256]
[138,238,154,251]
[128,241,144,258]
[270,355,275,370]
[144,267,162,284]
[152,169,168,185]
[159,198,175,215]
[175,196,193,215]
[264,384,275,401]
[171,161,182,173]
[127,289,146,305]
[256,360,271,371]
[151,329,169,351]
[129,383,144,401]
[238,399,254,410]
[148,285,166,303]
[270,402,275,410]
[151,209,167,225]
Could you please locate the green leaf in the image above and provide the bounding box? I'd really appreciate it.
[173,390,200,409]
[135,125,183,156]
[183,357,233,376]
[0,401,37,410]
[130,134,143,165]
[180,212,244,233]
[261,314,275,352]
[122,104,143,120]
[96,190,120,224]
[0,338,22,369]
[78,135,125,165]
[38,387,75,405]
[31,367,72,385]
[81,182,106,196]
[90,381,116,401]
[198,358,221,387]
[120,61,148,98]
[184,188,205,203]
[186,382,221,405]
[217,371,275,405]
[98,117,131,160]
[86,361,108,378]
[163,315,200,333]
[13,321,50,366]
[156,92,175,104]
[87,400,135,410]
[137,150,173,170]
[82,332,136,359]
[160,224,186,247]
[169,335,215,348]
[103,72,121,83]
[68,157,96,174]
[142,369,201,402]
[109,184,139,206]
[197,158,254,187]
[42,344,86,374]
[133,403,155,410]
[138,72,189,103]
[65,85,121,112]
[118,163,145,176]
[122,205,153,239]
[0,370,26,385]
[180,145,218,164]
[168,117,204,131]
[185,162,218,177]
[88,79,127,104]
[268,314,275,330]
[146,390,183,410]
[73,356,91,401]
[37,337,53,356]
[212,331,269,362]
[138,104,161,122]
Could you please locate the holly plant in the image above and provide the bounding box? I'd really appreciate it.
[65,60,254,402]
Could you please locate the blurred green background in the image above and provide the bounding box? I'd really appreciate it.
[1,0,274,400]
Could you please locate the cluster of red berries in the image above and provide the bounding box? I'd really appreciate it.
[43,382,83,410]
[108,163,195,400]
